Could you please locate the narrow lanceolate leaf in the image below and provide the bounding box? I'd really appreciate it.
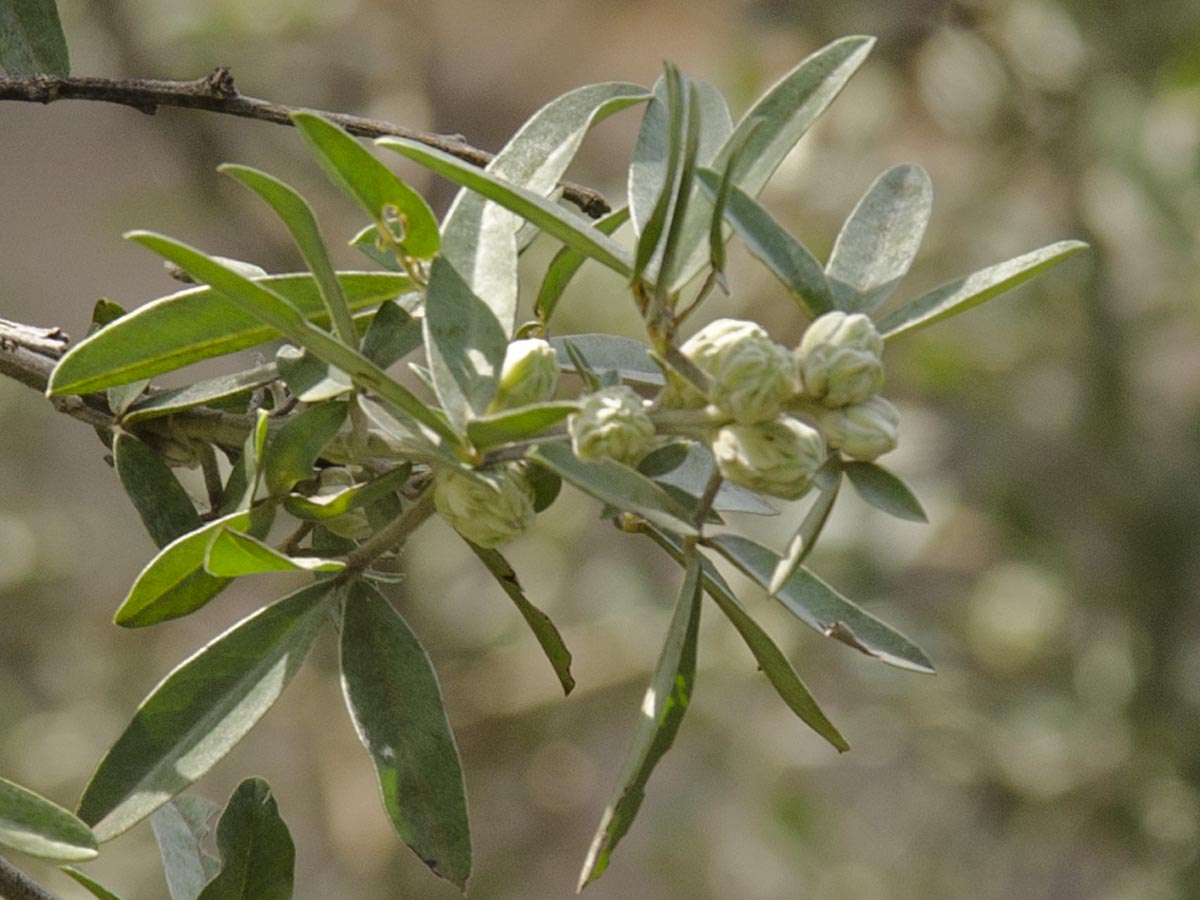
[646,529,847,751]
[291,111,439,259]
[878,240,1089,340]
[0,776,97,861]
[549,334,664,386]
[340,583,472,890]
[60,868,124,900]
[653,81,704,306]
[379,138,634,279]
[826,164,933,314]
[579,553,703,888]
[263,400,348,496]
[119,234,456,443]
[535,206,630,325]
[220,410,270,515]
[220,165,358,346]
[195,779,295,900]
[0,0,69,75]
[423,257,509,432]
[113,507,274,628]
[204,528,344,577]
[467,543,575,695]
[49,272,415,395]
[360,300,423,368]
[124,363,278,425]
[465,402,578,450]
[78,581,334,841]
[114,431,203,548]
[844,461,927,522]
[275,345,353,402]
[151,796,221,900]
[530,443,699,537]
[438,83,649,334]
[649,443,777,517]
[708,534,934,673]
[696,168,833,316]
[769,463,842,594]
[632,66,687,287]
[282,465,410,522]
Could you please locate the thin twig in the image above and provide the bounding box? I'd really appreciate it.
[0,855,64,900]
[0,68,611,217]
[340,485,436,575]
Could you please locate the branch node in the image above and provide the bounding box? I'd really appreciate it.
[204,66,239,99]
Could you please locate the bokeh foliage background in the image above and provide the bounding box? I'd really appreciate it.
[2,1,1199,897]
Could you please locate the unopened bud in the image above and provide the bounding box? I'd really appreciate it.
[711,416,825,500]
[796,311,885,408]
[818,395,900,461]
[569,385,656,466]
[433,463,536,548]
[490,338,559,411]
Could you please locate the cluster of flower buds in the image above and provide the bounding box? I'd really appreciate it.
[794,311,898,461]
[433,462,537,548]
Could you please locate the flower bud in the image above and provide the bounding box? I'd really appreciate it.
[569,385,656,466]
[817,395,900,461]
[678,318,795,423]
[490,338,559,411]
[433,463,536,548]
[796,311,885,407]
[711,416,826,500]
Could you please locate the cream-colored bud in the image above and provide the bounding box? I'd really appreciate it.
[818,395,900,461]
[711,416,825,500]
[677,318,795,423]
[796,311,885,408]
[490,338,559,411]
[433,463,536,548]
[569,385,656,466]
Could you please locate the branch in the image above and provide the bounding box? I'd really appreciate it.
[0,855,64,900]
[0,68,611,218]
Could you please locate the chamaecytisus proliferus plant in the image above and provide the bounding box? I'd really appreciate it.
[2,35,1086,898]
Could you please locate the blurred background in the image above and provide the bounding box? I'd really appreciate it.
[2,0,1199,898]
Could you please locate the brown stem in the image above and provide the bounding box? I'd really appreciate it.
[340,485,436,575]
[0,68,610,217]
[0,856,64,900]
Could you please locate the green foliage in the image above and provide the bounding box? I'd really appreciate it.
[195,779,295,900]
[0,776,97,861]
[0,0,68,75]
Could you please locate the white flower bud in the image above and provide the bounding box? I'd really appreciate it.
[796,311,885,407]
[711,416,826,500]
[490,338,559,411]
[818,395,900,461]
[433,463,536,548]
[677,318,795,423]
[569,385,656,466]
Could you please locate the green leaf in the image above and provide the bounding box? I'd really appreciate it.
[124,364,278,425]
[275,344,353,402]
[263,400,348,496]
[0,776,97,861]
[651,442,778,516]
[530,442,699,536]
[826,164,933,314]
[527,462,562,513]
[439,83,649,334]
[114,431,204,548]
[708,534,934,673]
[78,581,334,841]
[113,506,274,628]
[220,410,270,515]
[282,465,410,522]
[653,79,705,306]
[204,528,345,577]
[220,164,359,346]
[465,402,577,450]
[769,462,842,594]
[378,138,634,279]
[118,234,457,443]
[49,272,415,395]
[535,206,630,325]
[195,779,294,900]
[151,796,221,900]
[696,168,833,316]
[466,543,574,694]
[339,582,471,889]
[877,240,1089,340]
[843,461,927,522]
[579,553,702,888]
[632,66,688,287]
[356,396,454,466]
[360,300,423,368]
[0,0,69,75]
[558,338,602,392]
[549,334,664,386]
[61,867,125,900]
[291,112,439,259]
[423,256,509,431]
[646,530,847,751]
